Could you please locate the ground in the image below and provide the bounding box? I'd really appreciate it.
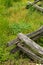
[0,0,43,65]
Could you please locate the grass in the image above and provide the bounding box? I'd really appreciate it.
[0,0,43,65]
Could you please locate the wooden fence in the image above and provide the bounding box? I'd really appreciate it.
[7,26,43,64]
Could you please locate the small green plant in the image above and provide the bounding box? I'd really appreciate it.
[4,0,12,7]
[0,0,13,7]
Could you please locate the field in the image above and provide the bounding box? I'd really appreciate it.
[0,0,43,65]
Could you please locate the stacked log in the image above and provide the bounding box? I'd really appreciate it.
[18,33,43,57]
[26,1,43,12]
[7,26,43,63]
[17,43,43,63]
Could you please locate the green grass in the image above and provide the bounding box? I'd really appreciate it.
[0,0,43,64]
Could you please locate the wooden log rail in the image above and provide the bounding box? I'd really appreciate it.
[9,26,43,63]
[26,1,43,12]
[18,33,43,58]
[33,0,39,4]
[11,42,43,63]
[28,0,39,5]
[10,43,43,63]
[17,43,43,64]
[27,26,43,40]
[7,26,43,47]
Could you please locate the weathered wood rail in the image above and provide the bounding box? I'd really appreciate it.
[17,43,43,63]
[18,33,43,58]
[7,26,43,63]
[7,26,43,47]
[26,1,43,12]
[28,0,39,5]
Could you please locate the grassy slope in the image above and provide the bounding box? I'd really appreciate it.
[0,0,43,65]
